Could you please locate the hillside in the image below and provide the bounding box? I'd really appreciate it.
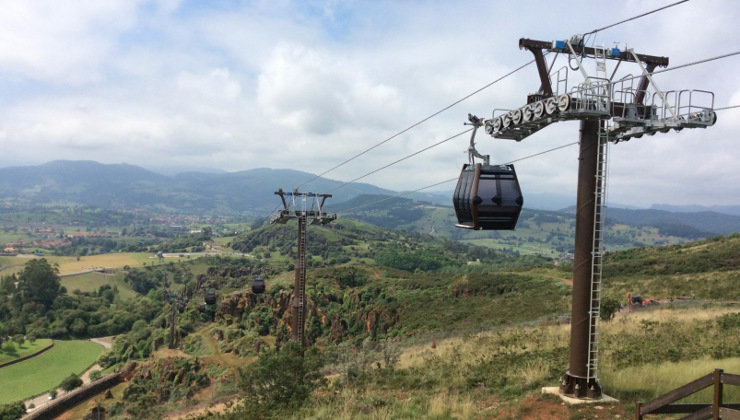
[603,233,740,301]
[0,161,394,215]
[3,220,738,419]
[333,194,740,258]
[89,231,740,418]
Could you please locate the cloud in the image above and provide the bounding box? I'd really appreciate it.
[257,44,402,135]
[0,0,738,207]
[0,0,146,84]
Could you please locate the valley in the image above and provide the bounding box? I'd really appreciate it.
[0,162,738,419]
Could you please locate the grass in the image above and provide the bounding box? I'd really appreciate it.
[0,339,53,365]
[602,357,740,403]
[49,253,150,274]
[61,271,137,299]
[294,305,738,419]
[0,340,104,404]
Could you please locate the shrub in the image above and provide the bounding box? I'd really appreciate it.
[238,341,326,417]
[89,369,103,381]
[0,401,26,420]
[59,373,83,391]
[2,341,16,355]
[600,297,620,322]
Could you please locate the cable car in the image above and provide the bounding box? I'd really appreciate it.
[453,163,523,230]
[252,276,265,294]
[205,289,216,305]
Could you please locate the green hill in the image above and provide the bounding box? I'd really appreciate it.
[333,194,738,258]
[603,233,740,301]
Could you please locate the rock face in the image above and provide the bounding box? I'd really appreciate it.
[123,358,209,405]
[213,286,400,345]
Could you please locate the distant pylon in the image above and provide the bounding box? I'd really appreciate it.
[271,189,336,348]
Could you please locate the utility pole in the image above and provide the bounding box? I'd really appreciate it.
[271,189,336,348]
[475,35,716,399]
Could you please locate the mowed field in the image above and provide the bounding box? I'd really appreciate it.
[0,340,104,404]
[0,339,53,366]
[0,253,151,277]
[61,272,138,300]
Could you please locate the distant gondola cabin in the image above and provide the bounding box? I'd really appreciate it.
[205,290,216,305]
[252,276,265,294]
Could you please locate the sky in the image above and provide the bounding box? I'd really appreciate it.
[0,0,738,208]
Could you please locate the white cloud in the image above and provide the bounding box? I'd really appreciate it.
[0,0,738,207]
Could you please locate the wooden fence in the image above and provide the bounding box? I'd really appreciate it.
[636,369,740,419]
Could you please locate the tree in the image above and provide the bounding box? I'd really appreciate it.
[600,297,620,322]
[18,259,61,310]
[1,341,16,355]
[0,401,26,420]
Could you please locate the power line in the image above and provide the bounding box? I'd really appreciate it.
[330,128,472,192]
[312,49,737,216]
[337,176,459,215]
[584,0,690,36]
[716,104,740,111]
[337,141,580,214]
[652,50,740,75]
[295,58,538,190]
[297,0,700,193]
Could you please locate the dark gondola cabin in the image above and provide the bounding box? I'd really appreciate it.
[252,276,265,294]
[205,290,216,305]
[453,163,523,230]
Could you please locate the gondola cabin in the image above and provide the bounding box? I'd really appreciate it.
[453,163,523,230]
[252,276,265,294]
[205,290,217,305]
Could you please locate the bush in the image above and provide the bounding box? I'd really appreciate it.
[238,341,326,417]
[59,373,83,391]
[89,369,103,381]
[1,341,16,355]
[600,297,620,322]
[0,401,26,420]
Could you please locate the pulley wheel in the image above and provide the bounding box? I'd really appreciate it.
[557,94,571,112]
[511,109,522,125]
[522,105,533,122]
[493,117,503,132]
[484,120,494,135]
[533,101,544,119]
[502,113,512,128]
[545,97,557,115]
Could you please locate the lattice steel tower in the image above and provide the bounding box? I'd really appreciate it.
[271,189,337,347]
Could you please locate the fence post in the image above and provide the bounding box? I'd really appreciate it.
[713,368,723,420]
[636,401,642,420]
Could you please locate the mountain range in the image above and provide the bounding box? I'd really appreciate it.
[1,161,739,243]
[0,160,399,215]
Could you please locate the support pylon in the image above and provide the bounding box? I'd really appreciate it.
[271,189,336,348]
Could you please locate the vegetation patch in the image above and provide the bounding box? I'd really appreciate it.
[0,338,52,366]
[0,340,103,404]
[61,271,137,300]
